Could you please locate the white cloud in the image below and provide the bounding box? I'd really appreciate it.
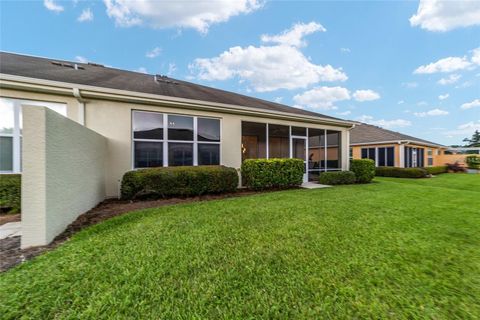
[260,22,325,48]
[414,108,449,117]
[137,67,148,74]
[75,56,88,63]
[398,100,405,105]
[78,8,93,22]
[44,0,64,13]
[191,22,347,92]
[438,93,449,100]
[415,47,480,74]
[414,56,472,74]
[340,48,351,53]
[353,89,380,102]
[417,101,428,107]
[103,0,262,33]
[146,47,162,58]
[437,74,461,85]
[410,0,480,32]
[461,99,480,110]
[293,86,350,110]
[357,115,412,129]
[274,97,283,103]
[446,120,480,136]
[337,110,351,116]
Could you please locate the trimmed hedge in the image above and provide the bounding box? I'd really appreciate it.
[350,159,375,183]
[121,166,238,200]
[466,155,480,169]
[318,171,356,185]
[241,158,304,190]
[425,166,448,175]
[0,174,21,214]
[376,167,428,178]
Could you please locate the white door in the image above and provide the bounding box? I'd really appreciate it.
[292,137,308,183]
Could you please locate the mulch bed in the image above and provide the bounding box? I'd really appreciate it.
[0,190,262,272]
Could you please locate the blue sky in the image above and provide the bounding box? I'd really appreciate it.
[1,0,479,145]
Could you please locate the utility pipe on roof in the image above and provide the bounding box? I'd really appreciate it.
[73,88,86,125]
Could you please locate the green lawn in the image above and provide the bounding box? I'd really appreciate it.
[1,174,479,319]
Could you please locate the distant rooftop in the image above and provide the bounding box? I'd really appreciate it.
[350,122,445,147]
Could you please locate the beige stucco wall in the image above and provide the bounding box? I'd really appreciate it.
[2,88,350,198]
[21,106,107,248]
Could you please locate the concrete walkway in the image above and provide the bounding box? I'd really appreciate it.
[301,182,331,189]
[0,222,21,240]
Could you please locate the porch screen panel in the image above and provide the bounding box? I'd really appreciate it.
[386,147,395,166]
[417,148,424,167]
[378,148,386,166]
[326,130,341,170]
[241,122,266,162]
[308,129,325,180]
[268,124,289,158]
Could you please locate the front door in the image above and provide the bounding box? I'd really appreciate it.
[292,137,308,183]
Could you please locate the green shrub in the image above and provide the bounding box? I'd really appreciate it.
[318,171,356,185]
[0,174,21,214]
[466,155,480,169]
[121,166,239,200]
[425,166,448,175]
[350,159,375,183]
[376,167,428,178]
[241,158,304,190]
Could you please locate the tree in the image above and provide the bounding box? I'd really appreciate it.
[463,130,480,147]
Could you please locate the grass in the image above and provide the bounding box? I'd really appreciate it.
[1,174,479,319]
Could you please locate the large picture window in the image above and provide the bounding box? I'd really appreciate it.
[132,110,221,168]
[0,97,67,173]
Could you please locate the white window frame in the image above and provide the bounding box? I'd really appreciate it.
[131,110,222,169]
[0,98,66,174]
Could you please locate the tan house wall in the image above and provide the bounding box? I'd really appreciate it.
[1,88,351,198]
[351,143,445,167]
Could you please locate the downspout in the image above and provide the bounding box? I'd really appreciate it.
[73,88,86,126]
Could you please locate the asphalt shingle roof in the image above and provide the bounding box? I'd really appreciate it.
[0,52,346,122]
[350,122,444,147]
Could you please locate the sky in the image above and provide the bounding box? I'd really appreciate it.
[0,0,479,146]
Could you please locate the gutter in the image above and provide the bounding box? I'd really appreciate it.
[0,73,355,128]
[350,140,445,149]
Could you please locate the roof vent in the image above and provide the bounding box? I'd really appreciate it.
[154,74,179,85]
[88,62,104,67]
[51,61,85,70]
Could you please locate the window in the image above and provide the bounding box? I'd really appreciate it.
[268,124,289,158]
[405,147,424,167]
[361,148,376,162]
[362,147,394,166]
[132,111,221,168]
[0,97,67,173]
[427,149,434,167]
[241,122,266,162]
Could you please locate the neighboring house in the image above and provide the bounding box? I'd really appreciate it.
[350,122,447,167]
[0,52,353,248]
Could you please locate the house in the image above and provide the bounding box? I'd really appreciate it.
[350,122,447,167]
[0,52,353,248]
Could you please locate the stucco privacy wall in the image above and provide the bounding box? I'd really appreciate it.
[22,106,107,248]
